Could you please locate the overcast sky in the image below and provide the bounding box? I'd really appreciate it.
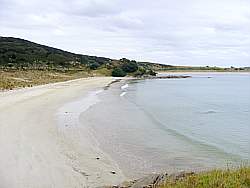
[1,0,250,67]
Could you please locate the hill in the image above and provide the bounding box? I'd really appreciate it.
[0,36,248,76]
[0,37,169,75]
[0,37,111,70]
[0,36,169,89]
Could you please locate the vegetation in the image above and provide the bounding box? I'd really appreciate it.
[0,37,162,78]
[160,167,250,188]
[0,70,89,90]
[1,36,249,89]
[0,37,113,70]
[120,59,138,73]
[111,67,127,77]
[0,36,164,89]
[157,65,250,72]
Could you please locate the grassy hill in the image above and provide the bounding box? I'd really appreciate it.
[0,37,168,73]
[1,36,248,74]
[0,36,249,90]
[0,37,112,70]
[0,36,168,89]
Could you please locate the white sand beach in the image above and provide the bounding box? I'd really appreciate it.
[0,77,126,188]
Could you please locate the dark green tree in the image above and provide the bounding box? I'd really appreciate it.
[121,61,138,73]
[89,62,100,70]
[111,67,127,77]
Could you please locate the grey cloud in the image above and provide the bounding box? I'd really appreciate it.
[0,0,249,67]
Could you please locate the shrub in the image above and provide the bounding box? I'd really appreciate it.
[148,69,157,76]
[121,61,138,73]
[89,62,100,70]
[111,67,127,77]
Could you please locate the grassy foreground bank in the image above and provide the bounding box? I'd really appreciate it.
[160,167,250,188]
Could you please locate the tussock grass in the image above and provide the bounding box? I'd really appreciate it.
[0,70,89,90]
[160,167,250,188]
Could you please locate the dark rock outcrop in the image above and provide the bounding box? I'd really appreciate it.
[102,171,194,188]
[149,75,191,79]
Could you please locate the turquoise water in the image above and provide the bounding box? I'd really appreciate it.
[81,73,250,178]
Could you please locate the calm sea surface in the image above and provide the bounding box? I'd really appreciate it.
[80,73,250,178]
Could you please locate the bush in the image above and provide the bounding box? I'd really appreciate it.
[134,66,146,77]
[148,69,157,76]
[121,61,138,73]
[89,62,100,70]
[111,67,127,77]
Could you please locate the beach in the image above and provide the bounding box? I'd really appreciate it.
[0,77,126,188]
[0,73,249,188]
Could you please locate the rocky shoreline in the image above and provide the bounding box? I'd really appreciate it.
[136,75,191,80]
[148,75,191,79]
[103,171,194,188]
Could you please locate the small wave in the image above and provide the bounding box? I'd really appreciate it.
[121,84,129,90]
[203,110,218,114]
[94,89,104,94]
[120,92,127,97]
[56,90,102,129]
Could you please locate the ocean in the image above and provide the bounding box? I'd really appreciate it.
[80,73,250,178]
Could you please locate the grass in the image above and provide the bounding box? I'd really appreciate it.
[0,69,90,90]
[92,67,112,76]
[160,167,250,188]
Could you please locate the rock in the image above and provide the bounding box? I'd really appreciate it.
[153,75,191,79]
[137,75,191,80]
[111,171,116,175]
[106,171,195,188]
[129,173,168,188]
[169,171,195,181]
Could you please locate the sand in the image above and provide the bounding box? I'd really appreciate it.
[0,77,126,188]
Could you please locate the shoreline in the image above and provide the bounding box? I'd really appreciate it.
[1,75,249,187]
[77,74,250,182]
[56,86,127,186]
[157,71,250,74]
[0,77,126,188]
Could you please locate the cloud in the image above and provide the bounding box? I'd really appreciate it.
[0,0,249,67]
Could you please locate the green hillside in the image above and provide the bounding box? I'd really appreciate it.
[0,37,111,70]
[1,37,248,76]
[0,37,169,76]
[0,36,168,89]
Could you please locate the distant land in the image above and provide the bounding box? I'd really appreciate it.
[0,36,249,90]
[1,37,249,74]
[0,36,166,76]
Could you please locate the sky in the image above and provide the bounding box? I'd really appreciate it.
[0,0,250,67]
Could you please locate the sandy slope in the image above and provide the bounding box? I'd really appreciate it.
[0,77,125,188]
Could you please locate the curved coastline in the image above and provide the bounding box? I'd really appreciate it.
[0,74,249,188]
[78,74,250,180]
[56,88,127,186]
[0,77,126,188]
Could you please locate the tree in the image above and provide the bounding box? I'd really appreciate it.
[148,69,157,76]
[89,62,100,70]
[111,67,127,77]
[121,61,138,73]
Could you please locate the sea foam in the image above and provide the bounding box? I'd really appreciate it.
[121,84,128,90]
[120,92,127,97]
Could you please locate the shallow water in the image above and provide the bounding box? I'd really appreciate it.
[80,73,250,178]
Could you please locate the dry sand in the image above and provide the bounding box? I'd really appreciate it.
[0,77,126,188]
